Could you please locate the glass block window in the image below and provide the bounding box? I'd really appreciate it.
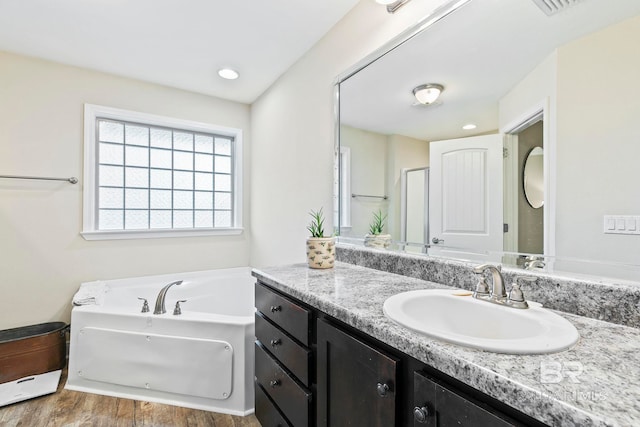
[82,104,243,240]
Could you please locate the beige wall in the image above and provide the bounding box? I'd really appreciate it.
[0,51,251,329]
[555,15,640,264]
[340,126,429,240]
[340,125,389,237]
[250,0,449,267]
[386,134,430,241]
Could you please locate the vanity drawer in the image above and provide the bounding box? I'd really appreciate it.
[255,282,311,346]
[255,381,292,427]
[255,312,311,386]
[255,342,311,427]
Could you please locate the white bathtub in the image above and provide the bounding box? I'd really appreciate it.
[65,267,255,415]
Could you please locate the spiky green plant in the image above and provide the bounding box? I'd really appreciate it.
[368,210,387,235]
[307,208,326,238]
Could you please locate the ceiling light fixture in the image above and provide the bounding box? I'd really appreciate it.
[463,124,477,130]
[375,0,412,13]
[412,84,444,105]
[218,68,239,80]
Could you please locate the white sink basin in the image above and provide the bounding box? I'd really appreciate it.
[383,289,579,354]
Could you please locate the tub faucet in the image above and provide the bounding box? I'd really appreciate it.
[154,280,183,314]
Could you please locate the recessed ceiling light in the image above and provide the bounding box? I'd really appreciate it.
[218,68,239,80]
[463,124,477,130]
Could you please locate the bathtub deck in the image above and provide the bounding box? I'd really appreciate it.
[0,368,261,427]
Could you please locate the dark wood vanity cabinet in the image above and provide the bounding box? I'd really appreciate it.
[413,371,523,427]
[317,318,399,426]
[254,281,546,427]
[254,282,312,426]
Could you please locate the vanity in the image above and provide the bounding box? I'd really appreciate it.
[252,246,640,427]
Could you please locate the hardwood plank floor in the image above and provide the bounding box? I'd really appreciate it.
[0,369,261,427]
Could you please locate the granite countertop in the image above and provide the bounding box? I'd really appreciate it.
[252,262,640,427]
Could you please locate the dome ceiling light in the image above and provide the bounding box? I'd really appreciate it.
[412,84,444,105]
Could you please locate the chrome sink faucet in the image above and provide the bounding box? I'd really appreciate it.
[153,280,183,314]
[472,264,531,309]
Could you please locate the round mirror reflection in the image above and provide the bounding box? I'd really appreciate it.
[523,147,544,209]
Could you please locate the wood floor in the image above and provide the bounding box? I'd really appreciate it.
[0,369,262,427]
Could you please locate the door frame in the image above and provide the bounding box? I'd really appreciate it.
[400,167,430,252]
[501,97,555,257]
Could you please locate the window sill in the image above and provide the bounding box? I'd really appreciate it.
[81,228,244,241]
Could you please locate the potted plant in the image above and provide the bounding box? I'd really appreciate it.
[364,210,391,249]
[306,208,335,269]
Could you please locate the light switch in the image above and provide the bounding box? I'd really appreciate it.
[626,218,637,231]
[604,215,640,235]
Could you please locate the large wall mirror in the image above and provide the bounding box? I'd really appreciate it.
[335,0,640,280]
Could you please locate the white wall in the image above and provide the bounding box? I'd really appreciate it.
[250,0,450,267]
[0,51,251,328]
[555,15,640,264]
[499,51,557,256]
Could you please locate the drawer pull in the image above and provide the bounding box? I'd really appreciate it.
[269,379,281,388]
[270,305,282,313]
[270,338,282,347]
[413,405,431,423]
[376,382,390,397]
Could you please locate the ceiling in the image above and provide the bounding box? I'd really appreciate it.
[340,0,640,141]
[0,0,359,104]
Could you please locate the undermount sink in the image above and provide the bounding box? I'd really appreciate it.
[383,289,579,354]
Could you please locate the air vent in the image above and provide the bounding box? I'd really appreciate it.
[531,0,583,16]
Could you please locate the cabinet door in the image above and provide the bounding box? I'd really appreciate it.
[413,371,521,427]
[317,318,399,427]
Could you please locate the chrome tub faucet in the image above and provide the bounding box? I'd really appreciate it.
[153,280,183,314]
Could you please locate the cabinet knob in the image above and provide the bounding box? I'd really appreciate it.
[269,379,281,388]
[376,382,390,397]
[270,305,282,313]
[270,338,282,347]
[413,406,431,423]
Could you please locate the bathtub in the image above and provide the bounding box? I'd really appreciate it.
[65,267,255,415]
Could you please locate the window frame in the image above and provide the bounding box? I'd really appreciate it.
[82,104,243,240]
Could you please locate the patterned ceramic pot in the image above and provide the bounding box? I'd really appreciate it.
[364,233,392,249]
[306,237,336,269]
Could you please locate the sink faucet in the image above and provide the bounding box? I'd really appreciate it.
[472,264,532,309]
[472,264,506,300]
[153,280,183,314]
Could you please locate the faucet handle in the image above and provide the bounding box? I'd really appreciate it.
[506,284,528,309]
[472,272,490,298]
[137,297,149,313]
[507,276,536,309]
[173,300,187,315]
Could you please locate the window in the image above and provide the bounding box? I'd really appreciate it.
[82,104,243,240]
[333,146,351,232]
